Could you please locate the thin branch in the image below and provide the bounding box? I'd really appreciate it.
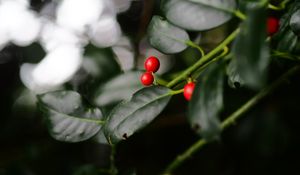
[163,65,300,174]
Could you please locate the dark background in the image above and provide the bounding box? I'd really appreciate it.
[1,0,300,175]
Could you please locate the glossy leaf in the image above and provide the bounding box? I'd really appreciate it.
[93,71,143,107]
[147,15,189,54]
[226,58,244,88]
[94,130,109,145]
[188,62,224,140]
[104,86,171,144]
[232,2,269,89]
[162,0,236,31]
[273,1,300,53]
[38,91,104,142]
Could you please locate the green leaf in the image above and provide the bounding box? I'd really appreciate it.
[72,165,99,175]
[93,71,143,107]
[273,1,300,53]
[94,130,109,145]
[277,29,298,53]
[232,2,269,89]
[83,48,121,81]
[290,9,300,36]
[70,46,121,93]
[37,91,104,142]
[188,62,224,140]
[104,86,172,144]
[147,15,189,54]
[162,0,236,31]
[226,58,245,88]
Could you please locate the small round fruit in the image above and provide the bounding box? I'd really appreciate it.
[267,17,279,36]
[184,82,196,101]
[144,56,160,73]
[140,72,154,86]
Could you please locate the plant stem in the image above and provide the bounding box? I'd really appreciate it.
[186,40,205,57]
[272,50,300,62]
[234,10,246,20]
[163,65,300,174]
[109,145,118,175]
[268,0,290,10]
[169,89,184,96]
[192,46,229,79]
[221,65,299,129]
[156,76,169,86]
[166,28,240,88]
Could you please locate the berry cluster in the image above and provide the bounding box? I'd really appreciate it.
[140,56,196,101]
[140,56,160,86]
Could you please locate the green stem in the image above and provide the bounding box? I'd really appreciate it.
[186,40,205,57]
[169,89,184,96]
[156,76,169,86]
[163,65,300,174]
[272,50,300,62]
[233,10,247,20]
[166,28,240,88]
[192,46,229,79]
[109,145,118,175]
[268,0,290,11]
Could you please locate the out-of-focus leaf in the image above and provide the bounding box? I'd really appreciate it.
[290,9,300,36]
[147,15,189,54]
[162,0,236,31]
[188,61,224,140]
[93,71,143,107]
[273,1,300,53]
[72,165,99,175]
[94,130,109,145]
[70,46,121,93]
[226,58,245,88]
[38,91,104,142]
[277,29,298,53]
[83,46,121,81]
[104,86,171,144]
[112,36,135,71]
[232,1,269,89]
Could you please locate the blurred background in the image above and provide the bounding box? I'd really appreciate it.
[1,0,300,175]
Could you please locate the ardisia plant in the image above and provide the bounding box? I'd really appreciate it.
[5,0,300,174]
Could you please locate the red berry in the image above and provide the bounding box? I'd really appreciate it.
[267,17,279,36]
[144,56,160,73]
[140,72,154,86]
[183,82,196,101]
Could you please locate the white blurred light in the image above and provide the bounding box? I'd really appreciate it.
[40,1,58,20]
[89,17,121,48]
[1,0,29,8]
[112,36,135,71]
[40,21,88,52]
[20,45,83,93]
[33,45,82,86]
[0,0,41,47]
[20,63,61,93]
[10,0,128,93]
[113,0,132,13]
[9,11,41,46]
[102,0,117,17]
[0,30,9,50]
[57,0,104,33]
